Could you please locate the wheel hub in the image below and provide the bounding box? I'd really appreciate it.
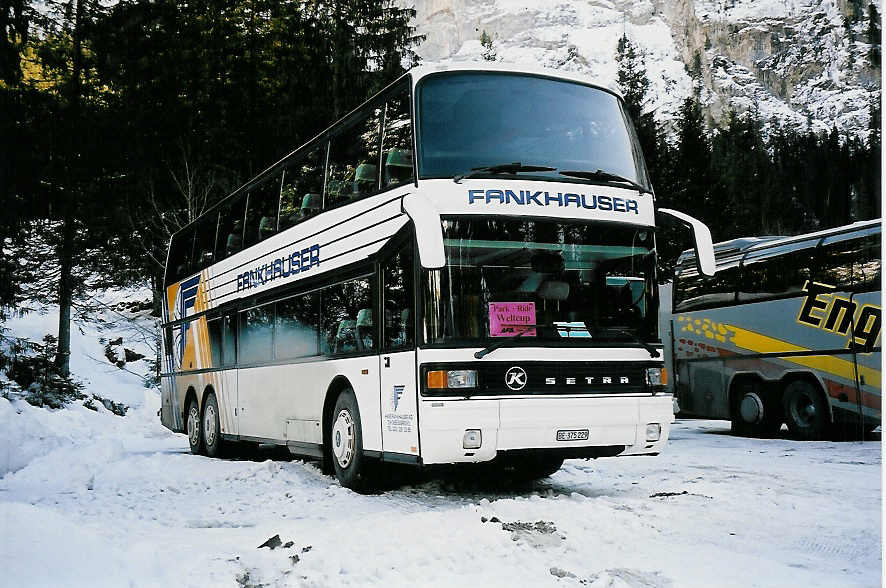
[793,393,816,426]
[331,409,354,468]
[188,406,200,446]
[739,392,765,424]
[203,404,216,446]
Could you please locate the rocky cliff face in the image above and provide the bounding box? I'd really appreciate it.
[409,0,881,139]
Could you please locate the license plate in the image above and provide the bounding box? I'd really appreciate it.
[556,429,589,441]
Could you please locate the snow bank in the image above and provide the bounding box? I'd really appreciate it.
[0,390,166,478]
[0,399,71,477]
[4,286,157,408]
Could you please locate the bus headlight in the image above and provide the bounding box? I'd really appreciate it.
[463,429,482,449]
[646,423,662,442]
[645,367,667,387]
[427,370,478,389]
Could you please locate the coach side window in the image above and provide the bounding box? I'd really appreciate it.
[239,303,274,365]
[279,145,327,231]
[854,234,881,292]
[325,106,382,209]
[673,258,740,312]
[193,211,219,272]
[207,316,223,368]
[167,229,195,282]
[381,85,414,188]
[221,312,237,367]
[276,292,320,359]
[216,196,247,261]
[738,244,814,302]
[383,241,415,350]
[816,233,881,292]
[321,277,374,355]
[244,174,282,248]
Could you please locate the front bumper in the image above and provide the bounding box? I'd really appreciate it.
[419,394,674,464]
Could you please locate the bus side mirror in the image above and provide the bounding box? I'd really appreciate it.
[402,193,445,269]
[657,208,716,277]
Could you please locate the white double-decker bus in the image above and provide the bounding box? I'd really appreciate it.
[160,64,715,489]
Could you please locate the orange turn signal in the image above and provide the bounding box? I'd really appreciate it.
[661,368,668,386]
[427,370,447,389]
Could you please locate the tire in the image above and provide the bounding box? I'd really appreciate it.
[782,380,830,440]
[186,397,204,455]
[202,392,225,458]
[730,383,782,438]
[329,389,375,492]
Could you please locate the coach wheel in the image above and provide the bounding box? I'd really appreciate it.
[730,384,782,438]
[782,380,830,440]
[202,391,224,458]
[329,389,375,492]
[186,397,203,455]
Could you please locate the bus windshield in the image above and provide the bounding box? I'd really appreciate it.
[422,218,658,346]
[417,72,650,189]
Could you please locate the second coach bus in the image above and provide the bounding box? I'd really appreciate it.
[160,64,715,489]
[670,220,881,440]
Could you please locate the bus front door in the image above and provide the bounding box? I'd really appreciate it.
[379,351,420,461]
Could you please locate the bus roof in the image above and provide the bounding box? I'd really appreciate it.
[406,63,624,99]
[676,218,882,269]
[168,64,626,244]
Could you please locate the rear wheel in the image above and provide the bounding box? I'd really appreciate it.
[186,398,203,455]
[782,380,830,440]
[329,389,376,492]
[202,392,225,458]
[730,382,782,438]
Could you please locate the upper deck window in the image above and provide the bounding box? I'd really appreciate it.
[416,72,650,189]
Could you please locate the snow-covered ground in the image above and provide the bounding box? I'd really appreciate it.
[1,297,881,587]
[1,399,881,587]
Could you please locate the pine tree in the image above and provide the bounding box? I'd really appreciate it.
[673,97,712,220]
[0,0,28,84]
[615,34,663,190]
[91,0,423,314]
[480,30,496,61]
[867,3,881,67]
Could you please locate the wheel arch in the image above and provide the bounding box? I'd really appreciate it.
[183,386,199,422]
[726,371,767,408]
[322,376,355,470]
[200,384,216,410]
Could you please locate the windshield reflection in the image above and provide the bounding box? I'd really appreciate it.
[417,72,650,189]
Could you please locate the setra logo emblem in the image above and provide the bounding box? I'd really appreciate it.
[505,366,528,391]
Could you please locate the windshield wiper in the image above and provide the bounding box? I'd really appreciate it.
[454,162,557,184]
[597,327,660,358]
[558,169,652,195]
[474,324,544,359]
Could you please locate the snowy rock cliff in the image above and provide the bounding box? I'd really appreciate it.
[410,0,881,138]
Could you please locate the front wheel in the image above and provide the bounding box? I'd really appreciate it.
[329,389,376,492]
[782,380,830,440]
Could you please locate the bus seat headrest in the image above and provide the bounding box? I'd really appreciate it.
[356,308,373,327]
[539,280,570,300]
